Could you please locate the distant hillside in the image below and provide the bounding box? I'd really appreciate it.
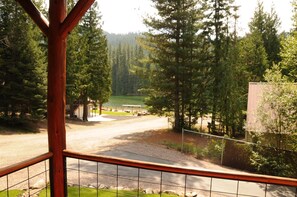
[104,32,140,47]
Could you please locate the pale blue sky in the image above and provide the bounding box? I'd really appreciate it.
[99,0,293,35]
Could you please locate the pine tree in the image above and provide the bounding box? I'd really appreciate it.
[66,25,81,118]
[0,1,46,121]
[78,2,111,121]
[142,0,201,132]
[280,0,297,81]
[201,0,238,132]
[239,31,268,82]
[249,1,281,67]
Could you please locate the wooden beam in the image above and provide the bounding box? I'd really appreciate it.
[47,0,67,196]
[0,152,53,177]
[64,150,297,188]
[15,0,49,36]
[60,0,95,38]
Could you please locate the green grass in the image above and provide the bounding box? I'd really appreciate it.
[104,96,146,107]
[39,187,178,197]
[102,110,132,116]
[0,190,23,197]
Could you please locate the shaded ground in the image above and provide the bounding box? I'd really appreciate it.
[1,117,296,196]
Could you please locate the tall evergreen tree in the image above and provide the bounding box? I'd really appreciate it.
[239,2,272,82]
[142,0,201,132]
[280,0,297,81]
[0,1,46,121]
[249,1,281,67]
[239,31,268,82]
[78,2,111,121]
[66,0,82,118]
[201,0,238,132]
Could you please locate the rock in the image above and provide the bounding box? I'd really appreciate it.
[152,190,159,194]
[31,179,46,189]
[164,190,177,194]
[99,184,109,189]
[186,191,198,197]
[111,186,124,191]
[145,188,153,194]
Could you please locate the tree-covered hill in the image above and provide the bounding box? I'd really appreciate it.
[105,32,139,47]
[105,32,151,96]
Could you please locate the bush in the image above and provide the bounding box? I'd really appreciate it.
[222,141,253,171]
[205,139,223,162]
[250,145,297,178]
[0,115,41,132]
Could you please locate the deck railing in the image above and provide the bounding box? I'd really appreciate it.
[0,152,52,197]
[1,150,297,196]
[64,150,297,197]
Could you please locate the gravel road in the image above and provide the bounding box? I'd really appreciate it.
[1,115,295,196]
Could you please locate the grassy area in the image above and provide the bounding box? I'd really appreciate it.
[0,190,23,197]
[101,110,132,116]
[163,139,222,162]
[103,96,146,107]
[39,187,178,197]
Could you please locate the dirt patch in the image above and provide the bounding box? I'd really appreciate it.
[126,129,209,147]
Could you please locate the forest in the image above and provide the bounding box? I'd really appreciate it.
[1,0,297,177]
[1,0,297,138]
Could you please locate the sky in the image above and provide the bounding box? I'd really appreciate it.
[98,0,293,35]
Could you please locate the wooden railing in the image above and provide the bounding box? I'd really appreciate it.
[0,152,53,196]
[0,152,53,177]
[1,150,297,196]
[64,150,297,197]
[63,150,297,187]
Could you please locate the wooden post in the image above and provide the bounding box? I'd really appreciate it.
[16,0,94,196]
[47,0,67,196]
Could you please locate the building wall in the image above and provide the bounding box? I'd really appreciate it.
[246,82,266,133]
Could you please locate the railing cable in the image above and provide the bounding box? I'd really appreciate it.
[210,177,213,197]
[6,175,9,197]
[184,174,187,196]
[137,168,140,197]
[96,162,99,197]
[264,183,267,197]
[236,180,239,197]
[27,167,30,196]
[45,160,48,197]
[78,159,81,197]
[160,171,163,197]
[116,165,119,197]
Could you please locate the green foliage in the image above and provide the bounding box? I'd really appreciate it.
[252,64,297,177]
[239,32,268,82]
[0,0,47,121]
[202,139,223,161]
[249,1,281,66]
[257,64,297,149]
[250,144,296,177]
[142,0,209,132]
[66,2,111,121]
[109,43,149,96]
[280,32,297,80]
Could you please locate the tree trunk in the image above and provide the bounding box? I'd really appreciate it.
[99,102,102,115]
[69,103,75,118]
[82,96,88,121]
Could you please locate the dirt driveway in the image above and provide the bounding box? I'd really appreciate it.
[1,116,295,197]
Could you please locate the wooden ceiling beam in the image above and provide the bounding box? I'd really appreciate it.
[60,0,95,38]
[15,0,49,36]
